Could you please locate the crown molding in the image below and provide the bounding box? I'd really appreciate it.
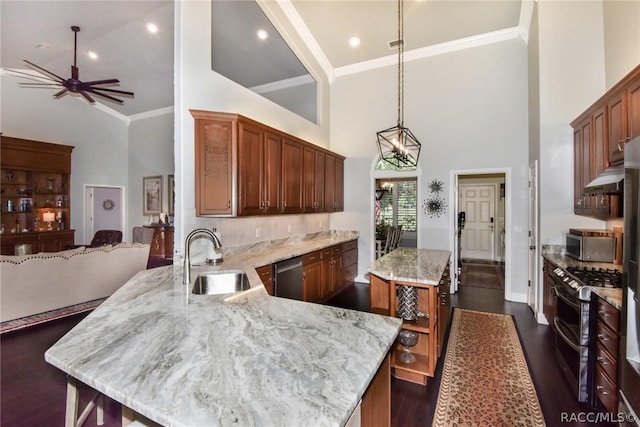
[250,74,314,94]
[335,27,522,78]
[128,106,174,122]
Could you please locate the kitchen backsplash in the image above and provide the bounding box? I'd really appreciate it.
[198,213,331,249]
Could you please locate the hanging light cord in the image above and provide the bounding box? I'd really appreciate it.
[397,0,404,128]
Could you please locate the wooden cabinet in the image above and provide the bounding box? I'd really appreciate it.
[607,90,627,166]
[281,139,303,214]
[340,239,358,290]
[256,264,273,296]
[437,263,451,357]
[1,136,74,254]
[191,110,345,217]
[237,122,281,216]
[593,296,620,413]
[146,225,174,259]
[369,267,449,385]
[542,259,557,326]
[300,239,357,303]
[571,65,640,218]
[0,230,75,255]
[192,112,234,216]
[389,280,439,385]
[324,155,344,212]
[573,117,592,215]
[303,147,324,212]
[303,250,323,302]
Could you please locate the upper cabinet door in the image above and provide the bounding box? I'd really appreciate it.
[192,110,345,218]
[281,139,303,214]
[237,121,265,216]
[335,158,344,212]
[607,91,628,166]
[628,78,640,141]
[263,132,282,215]
[192,112,234,216]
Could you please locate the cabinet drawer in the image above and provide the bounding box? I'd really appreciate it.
[331,245,342,256]
[320,248,332,259]
[595,363,618,413]
[596,298,620,332]
[596,320,619,355]
[595,341,618,382]
[303,251,321,265]
[341,248,358,267]
[342,239,357,252]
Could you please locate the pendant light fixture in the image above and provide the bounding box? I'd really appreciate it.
[376,0,421,168]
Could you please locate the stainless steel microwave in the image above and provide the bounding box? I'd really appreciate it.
[566,233,615,262]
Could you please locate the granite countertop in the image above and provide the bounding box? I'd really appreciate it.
[45,230,402,427]
[367,248,451,285]
[542,252,623,310]
[541,252,623,272]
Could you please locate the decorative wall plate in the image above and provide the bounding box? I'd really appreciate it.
[423,196,447,218]
[102,199,115,210]
[428,179,444,194]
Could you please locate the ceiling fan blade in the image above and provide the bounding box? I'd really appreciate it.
[19,83,63,87]
[83,79,120,86]
[88,86,134,97]
[87,88,125,104]
[79,91,96,104]
[5,68,61,83]
[23,60,66,82]
[53,88,69,98]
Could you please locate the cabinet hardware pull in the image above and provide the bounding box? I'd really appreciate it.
[266,200,270,208]
[283,201,287,208]
[597,333,610,340]
[596,385,609,395]
[619,140,624,151]
[598,311,611,317]
[227,200,231,208]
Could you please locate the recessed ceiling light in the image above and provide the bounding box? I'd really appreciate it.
[35,43,50,49]
[257,29,268,40]
[87,51,98,60]
[146,22,159,34]
[349,36,361,47]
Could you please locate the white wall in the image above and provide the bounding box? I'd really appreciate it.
[1,74,129,244]
[330,39,530,301]
[603,0,640,88]
[538,0,609,249]
[174,0,332,256]
[128,111,175,230]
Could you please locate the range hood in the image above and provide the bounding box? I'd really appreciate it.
[584,165,624,195]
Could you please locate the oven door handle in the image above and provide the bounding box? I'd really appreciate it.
[553,317,581,352]
[554,285,581,311]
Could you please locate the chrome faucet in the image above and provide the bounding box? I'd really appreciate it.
[183,228,223,285]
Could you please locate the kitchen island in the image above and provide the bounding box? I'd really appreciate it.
[45,231,402,427]
[368,248,451,385]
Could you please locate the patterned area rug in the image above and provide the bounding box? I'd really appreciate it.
[460,260,504,290]
[0,298,105,334]
[432,309,545,427]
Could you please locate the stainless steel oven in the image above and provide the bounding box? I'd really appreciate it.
[552,268,592,403]
[550,265,623,404]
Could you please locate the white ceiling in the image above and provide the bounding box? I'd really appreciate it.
[0,0,523,118]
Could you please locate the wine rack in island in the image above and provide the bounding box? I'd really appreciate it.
[370,262,450,385]
[0,136,75,254]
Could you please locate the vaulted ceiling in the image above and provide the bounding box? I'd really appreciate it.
[0,0,524,118]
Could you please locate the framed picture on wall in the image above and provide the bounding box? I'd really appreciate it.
[143,176,162,215]
[168,174,175,216]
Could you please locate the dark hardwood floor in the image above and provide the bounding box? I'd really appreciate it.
[2,282,610,427]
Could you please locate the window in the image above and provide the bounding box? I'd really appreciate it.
[376,179,417,233]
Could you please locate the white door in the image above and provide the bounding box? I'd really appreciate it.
[84,186,124,244]
[459,184,496,261]
[528,161,539,312]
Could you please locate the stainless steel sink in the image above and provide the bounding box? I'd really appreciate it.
[191,271,250,295]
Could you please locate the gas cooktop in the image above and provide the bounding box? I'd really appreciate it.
[565,266,622,288]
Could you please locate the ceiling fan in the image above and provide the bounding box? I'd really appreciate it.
[7,26,134,105]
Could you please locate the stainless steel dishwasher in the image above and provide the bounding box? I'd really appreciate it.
[274,256,303,300]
